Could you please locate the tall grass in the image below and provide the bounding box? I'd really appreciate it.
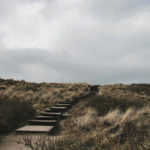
[19,107,150,150]
[0,78,90,133]
[20,94,150,150]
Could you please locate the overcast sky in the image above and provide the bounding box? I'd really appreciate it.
[0,0,150,84]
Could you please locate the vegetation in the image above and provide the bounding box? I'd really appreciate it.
[1,78,150,149]
[0,78,90,133]
[19,84,150,150]
[0,97,35,132]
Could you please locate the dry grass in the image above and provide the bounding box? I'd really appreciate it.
[19,106,150,150]
[0,78,90,133]
[0,79,89,111]
[20,84,150,150]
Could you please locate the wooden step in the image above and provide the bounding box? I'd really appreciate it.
[46,106,68,112]
[62,113,72,117]
[55,103,72,107]
[51,106,68,110]
[35,115,58,120]
[40,112,62,116]
[28,120,57,125]
[58,101,74,104]
[16,125,55,133]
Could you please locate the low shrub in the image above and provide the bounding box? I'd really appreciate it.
[86,95,144,115]
[0,96,35,133]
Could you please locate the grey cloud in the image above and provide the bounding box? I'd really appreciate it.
[1,49,150,84]
[85,0,150,20]
[0,0,150,84]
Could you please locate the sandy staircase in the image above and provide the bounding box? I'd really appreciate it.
[16,93,90,134]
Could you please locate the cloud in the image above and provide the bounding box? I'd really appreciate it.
[0,0,150,84]
[1,49,150,84]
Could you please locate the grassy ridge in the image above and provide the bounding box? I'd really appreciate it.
[0,78,90,133]
[1,79,150,149]
[59,84,150,150]
[20,84,150,150]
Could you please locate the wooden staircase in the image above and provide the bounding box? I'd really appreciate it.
[16,93,90,134]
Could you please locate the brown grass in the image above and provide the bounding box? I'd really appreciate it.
[0,78,90,133]
[19,84,150,150]
[19,105,150,150]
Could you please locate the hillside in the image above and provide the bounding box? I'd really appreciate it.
[20,84,150,150]
[1,79,150,150]
[0,78,90,132]
[58,84,150,150]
